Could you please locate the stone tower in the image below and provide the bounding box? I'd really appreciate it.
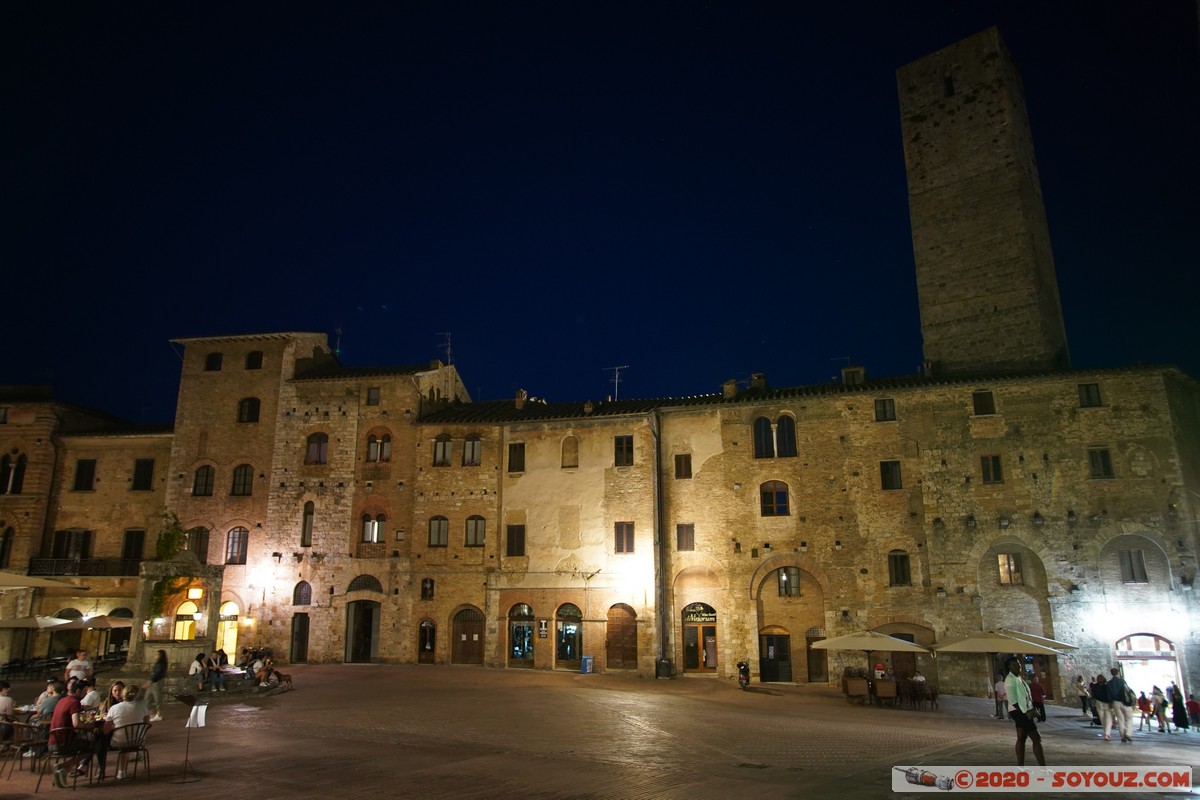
[897,27,1069,376]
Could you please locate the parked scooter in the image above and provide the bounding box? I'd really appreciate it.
[736,660,750,690]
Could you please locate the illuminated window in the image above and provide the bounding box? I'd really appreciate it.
[237,397,260,423]
[361,513,385,543]
[465,516,485,547]
[305,433,329,465]
[998,553,1023,586]
[614,522,634,553]
[760,480,789,516]
[777,567,801,597]
[231,464,253,496]
[174,600,199,640]
[888,550,911,586]
[428,516,448,547]
[192,466,214,497]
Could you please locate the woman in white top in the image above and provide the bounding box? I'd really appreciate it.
[103,685,150,780]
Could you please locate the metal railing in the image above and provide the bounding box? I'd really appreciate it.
[28,558,143,577]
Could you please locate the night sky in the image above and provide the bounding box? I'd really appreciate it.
[3,2,1197,425]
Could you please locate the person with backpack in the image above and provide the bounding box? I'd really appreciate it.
[1106,667,1134,742]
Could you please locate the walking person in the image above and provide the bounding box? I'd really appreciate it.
[1004,658,1046,766]
[145,649,167,721]
[1076,675,1091,718]
[994,674,1008,719]
[1170,685,1190,733]
[1151,685,1170,732]
[1106,667,1134,742]
[1137,692,1153,731]
[1029,674,1047,722]
[1091,673,1113,738]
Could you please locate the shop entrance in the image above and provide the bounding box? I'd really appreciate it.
[556,603,582,670]
[452,607,485,664]
[682,602,717,673]
[759,627,792,682]
[509,604,534,668]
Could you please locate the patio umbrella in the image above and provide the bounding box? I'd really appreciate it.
[932,630,1071,655]
[0,572,87,591]
[997,628,1078,651]
[48,615,134,630]
[810,630,930,671]
[0,615,71,629]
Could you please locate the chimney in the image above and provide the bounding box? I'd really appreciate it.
[750,372,767,391]
[721,379,739,399]
[514,388,528,410]
[841,366,866,386]
[583,401,594,415]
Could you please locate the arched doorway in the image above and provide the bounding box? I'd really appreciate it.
[509,604,535,668]
[682,602,717,673]
[1117,633,1181,694]
[173,601,199,641]
[452,607,485,664]
[345,600,380,663]
[216,601,239,657]
[555,603,582,670]
[605,604,637,669]
[290,613,309,663]
[418,619,436,663]
[759,625,791,682]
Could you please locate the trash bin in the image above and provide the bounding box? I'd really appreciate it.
[655,657,673,679]
[581,656,594,674]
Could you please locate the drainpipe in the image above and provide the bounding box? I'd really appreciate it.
[652,410,673,678]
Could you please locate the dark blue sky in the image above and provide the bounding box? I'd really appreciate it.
[3,2,1198,424]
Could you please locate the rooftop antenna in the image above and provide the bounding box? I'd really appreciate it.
[604,365,630,401]
[334,326,343,359]
[830,355,849,381]
[437,332,453,365]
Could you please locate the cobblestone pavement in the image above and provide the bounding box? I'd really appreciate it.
[1,665,1196,799]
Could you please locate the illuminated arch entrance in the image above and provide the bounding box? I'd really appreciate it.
[1116,633,1181,693]
[216,601,239,657]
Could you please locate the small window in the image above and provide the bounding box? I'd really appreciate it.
[231,464,254,496]
[301,501,314,547]
[1078,383,1102,408]
[428,516,449,547]
[1118,549,1148,584]
[465,516,485,547]
[760,480,789,516]
[674,453,692,479]
[614,435,634,466]
[293,581,312,606]
[225,526,249,565]
[237,397,261,423]
[614,522,635,554]
[972,391,996,416]
[880,460,902,491]
[186,527,209,563]
[506,524,526,557]
[204,352,223,371]
[507,442,525,473]
[981,455,1003,484]
[131,458,155,491]
[888,550,911,586]
[777,566,801,597]
[776,416,797,458]
[998,553,1023,586]
[245,351,263,370]
[122,529,146,561]
[420,578,435,600]
[560,435,578,469]
[433,434,452,467]
[73,459,97,491]
[305,433,329,465]
[753,417,774,459]
[361,513,385,543]
[1088,447,1115,479]
[676,523,695,552]
[875,398,896,422]
[192,466,214,497]
[463,435,482,467]
[366,387,381,406]
[0,453,25,494]
[0,527,12,569]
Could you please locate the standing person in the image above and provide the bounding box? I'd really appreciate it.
[1106,667,1134,742]
[63,649,92,683]
[1151,685,1169,732]
[1004,658,1046,766]
[994,674,1008,719]
[145,650,167,721]
[1171,686,1190,732]
[1137,692,1153,731]
[188,652,208,692]
[1029,675,1047,722]
[1186,694,1200,728]
[1092,674,1113,738]
[1076,675,1091,717]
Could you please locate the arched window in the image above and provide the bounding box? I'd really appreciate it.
[225,526,249,564]
[760,480,789,516]
[433,434,451,467]
[305,433,329,465]
[293,581,313,606]
[753,417,775,458]
[301,501,314,547]
[463,434,482,467]
[237,397,261,423]
[465,516,485,547]
[777,567,801,596]
[366,433,392,463]
[361,513,386,543]
[561,435,579,469]
[174,600,199,640]
[776,415,797,457]
[0,527,12,569]
[0,453,26,495]
[245,351,263,370]
[348,574,383,593]
[231,464,254,496]
[193,465,214,497]
[428,516,449,547]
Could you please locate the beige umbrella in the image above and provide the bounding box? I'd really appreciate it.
[997,628,1078,651]
[0,572,88,591]
[933,630,1071,655]
[47,615,133,630]
[811,630,930,672]
[0,615,71,629]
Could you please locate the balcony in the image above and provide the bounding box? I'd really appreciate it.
[354,542,392,560]
[28,558,143,577]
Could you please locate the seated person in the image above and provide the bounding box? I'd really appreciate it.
[80,678,103,710]
[188,652,208,691]
[48,682,90,786]
[0,680,15,745]
[205,651,226,692]
[103,684,150,781]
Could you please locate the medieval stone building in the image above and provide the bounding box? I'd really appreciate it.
[1,28,1196,701]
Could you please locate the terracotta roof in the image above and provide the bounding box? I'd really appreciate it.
[293,363,438,381]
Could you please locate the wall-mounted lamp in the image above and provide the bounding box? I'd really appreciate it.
[364,482,373,495]
[932,517,945,529]
[1181,575,1194,592]
[763,542,772,553]
[840,609,851,620]
[1032,512,1045,527]
[293,553,304,562]
[255,522,263,529]
[965,515,977,529]
[935,587,947,598]
[187,587,204,600]
[272,551,283,563]
[998,516,1011,529]
[311,552,326,563]
[834,540,842,551]
[192,612,202,621]
[799,541,808,552]
[1067,509,1077,525]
